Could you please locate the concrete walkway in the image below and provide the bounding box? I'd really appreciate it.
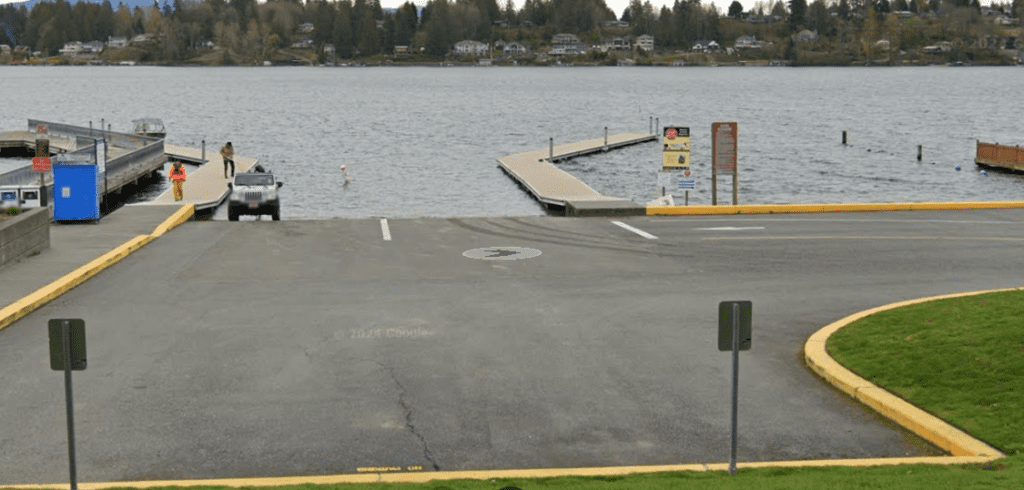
[0,204,191,332]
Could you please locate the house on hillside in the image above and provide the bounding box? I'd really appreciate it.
[794,30,819,43]
[551,33,586,55]
[107,36,128,48]
[692,40,720,52]
[636,34,654,52]
[734,35,762,49]
[601,36,630,52]
[59,42,84,56]
[454,40,488,56]
[503,41,529,56]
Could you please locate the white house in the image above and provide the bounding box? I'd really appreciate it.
[794,30,819,43]
[107,36,128,48]
[734,35,762,49]
[636,34,654,52]
[59,42,84,56]
[602,36,630,52]
[692,40,720,52]
[454,40,488,56]
[504,41,529,56]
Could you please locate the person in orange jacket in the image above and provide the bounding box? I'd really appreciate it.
[169,162,187,201]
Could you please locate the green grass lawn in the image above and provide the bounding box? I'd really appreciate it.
[6,291,1023,490]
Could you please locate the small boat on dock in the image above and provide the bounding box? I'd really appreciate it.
[975,141,1024,174]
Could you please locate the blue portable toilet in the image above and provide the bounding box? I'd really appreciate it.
[53,163,101,221]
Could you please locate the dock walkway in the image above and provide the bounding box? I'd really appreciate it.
[154,144,259,211]
[497,132,655,216]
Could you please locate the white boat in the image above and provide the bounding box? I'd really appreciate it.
[132,118,166,139]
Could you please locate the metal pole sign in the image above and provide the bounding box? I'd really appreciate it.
[712,122,738,205]
[48,318,87,490]
[718,301,751,476]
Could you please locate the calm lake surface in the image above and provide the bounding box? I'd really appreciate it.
[2,65,1023,219]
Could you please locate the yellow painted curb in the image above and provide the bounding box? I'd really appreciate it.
[151,204,194,237]
[803,289,1016,459]
[647,201,1024,215]
[0,205,193,333]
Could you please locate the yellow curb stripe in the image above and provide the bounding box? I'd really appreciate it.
[803,288,1016,459]
[151,205,194,237]
[0,206,192,333]
[648,201,1024,215]
[5,456,1005,489]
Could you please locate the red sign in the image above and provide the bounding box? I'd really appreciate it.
[712,122,737,173]
[665,128,678,140]
[32,156,52,172]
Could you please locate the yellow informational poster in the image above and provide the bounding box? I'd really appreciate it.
[662,126,690,169]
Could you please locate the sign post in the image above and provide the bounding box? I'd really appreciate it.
[712,122,738,205]
[718,301,751,476]
[661,126,691,170]
[48,319,87,490]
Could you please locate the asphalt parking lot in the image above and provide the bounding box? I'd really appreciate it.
[3,210,1023,484]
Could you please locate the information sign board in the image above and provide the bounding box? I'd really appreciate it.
[713,122,737,172]
[32,157,52,172]
[662,126,691,169]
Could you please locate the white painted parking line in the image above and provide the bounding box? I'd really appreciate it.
[695,227,766,231]
[611,220,658,239]
[380,219,392,241]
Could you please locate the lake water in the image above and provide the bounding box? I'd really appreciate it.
[2,65,1023,219]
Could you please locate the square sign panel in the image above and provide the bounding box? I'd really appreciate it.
[718,301,752,351]
[48,319,87,371]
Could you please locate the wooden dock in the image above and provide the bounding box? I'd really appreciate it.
[497,132,655,216]
[155,144,259,210]
[976,141,1024,174]
[0,131,77,154]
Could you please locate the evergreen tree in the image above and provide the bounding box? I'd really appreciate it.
[788,0,807,31]
[728,1,744,17]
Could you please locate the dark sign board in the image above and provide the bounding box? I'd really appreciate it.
[48,319,87,371]
[718,301,752,351]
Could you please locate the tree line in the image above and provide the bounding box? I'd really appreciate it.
[1,0,1021,64]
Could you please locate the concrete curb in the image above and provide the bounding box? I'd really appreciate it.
[0,205,194,333]
[803,289,1014,459]
[647,201,1024,215]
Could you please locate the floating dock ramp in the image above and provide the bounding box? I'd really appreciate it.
[497,132,655,216]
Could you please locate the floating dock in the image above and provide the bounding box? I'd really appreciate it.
[497,132,655,216]
[161,144,258,211]
[1,120,258,214]
[975,140,1024,174]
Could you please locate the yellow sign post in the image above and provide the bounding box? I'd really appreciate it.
[661,126,690,169]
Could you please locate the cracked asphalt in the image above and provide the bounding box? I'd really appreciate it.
[3,211,1024,484]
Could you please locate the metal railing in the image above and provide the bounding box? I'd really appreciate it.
[0,165,42,186]
[105,139,164,176]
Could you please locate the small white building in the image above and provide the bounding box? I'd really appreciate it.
[636,34,654,52]
[58,42,84,56]
[107,36,128,48]
[454,40,488,56]
[504,41,529,56]
[734,35,762,49]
